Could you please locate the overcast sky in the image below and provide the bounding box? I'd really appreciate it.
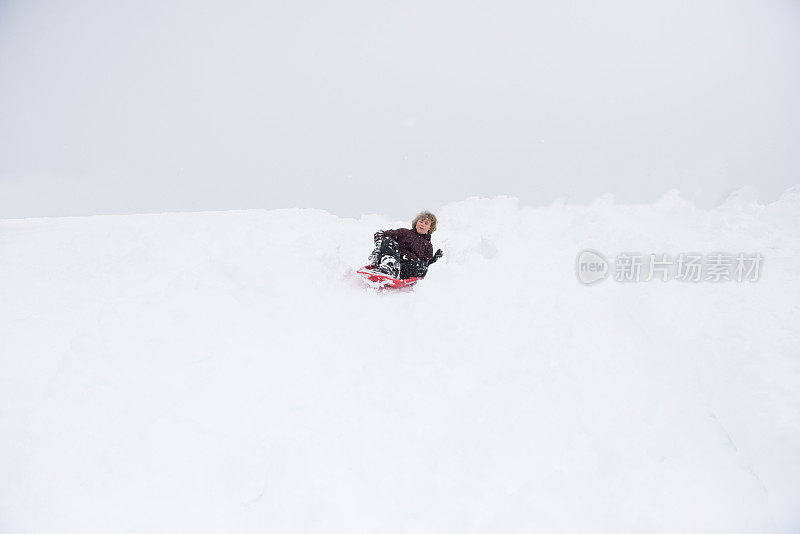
[1,0,798,219]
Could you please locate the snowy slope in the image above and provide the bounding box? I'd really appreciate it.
[1,190,799,533]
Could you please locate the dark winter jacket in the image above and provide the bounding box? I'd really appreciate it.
[377,228,434,262]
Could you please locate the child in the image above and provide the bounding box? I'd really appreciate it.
[368,211,444,279]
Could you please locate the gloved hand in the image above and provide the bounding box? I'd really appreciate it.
[429,249,443,264]
[374,231,385,244]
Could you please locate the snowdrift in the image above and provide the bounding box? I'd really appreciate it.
[1,189,799,533]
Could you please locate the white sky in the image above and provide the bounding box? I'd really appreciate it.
[1,0,799,219]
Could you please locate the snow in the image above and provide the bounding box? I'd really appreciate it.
[1,191,799,533]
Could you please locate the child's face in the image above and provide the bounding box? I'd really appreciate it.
[415,218,432,234]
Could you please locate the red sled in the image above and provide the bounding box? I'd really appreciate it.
[356,265,421,289]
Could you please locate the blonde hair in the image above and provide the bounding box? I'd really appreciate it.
[412,211,437,234]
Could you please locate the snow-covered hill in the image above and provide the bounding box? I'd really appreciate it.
[1,190,799,533]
